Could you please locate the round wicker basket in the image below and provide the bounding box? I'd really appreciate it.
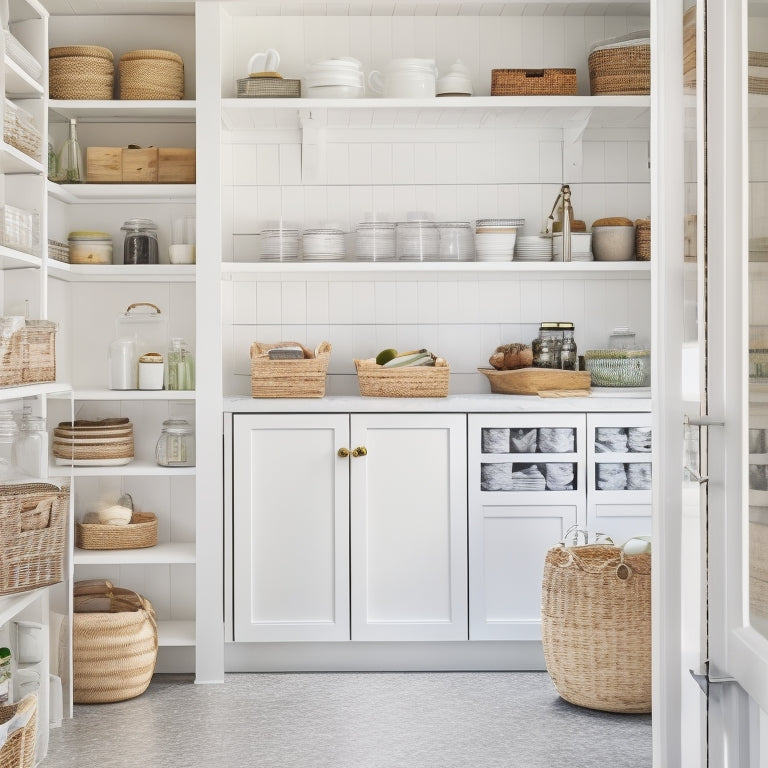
[49,45,114,100]
[72,580,158,704]
[119,49,184,100]
[76,512,158,550]
[541,543,651,713]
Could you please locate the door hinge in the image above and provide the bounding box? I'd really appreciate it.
[689,665,736,694]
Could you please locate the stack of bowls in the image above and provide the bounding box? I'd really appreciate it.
[474,218,524,262]
[355,221,396,261]
[259,226,300,261]
[52,418,134,466]
[396,220,439,261]
[438,222,475,261]
[303,58,365,98]
[302,227,346,260]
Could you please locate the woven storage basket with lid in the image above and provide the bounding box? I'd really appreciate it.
[0,694,37,768]
[49,45,114,99]
[119,49,184,100]
[541,541,651,713]
[71,579,158,703]
[588,34,650,95]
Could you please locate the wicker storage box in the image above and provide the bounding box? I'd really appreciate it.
[355,357,450,398]
[635,218,651,261]
[237,75,301,98]
[0,694,37,768]
[71,580,158,704]
[119,49,184,100]
[3,100,41,162]
[47,239,69,263]
[49,45,114,100]
[76,512,158,550]
[541,543,651,713]
[250,341,331,398]
[491,68,577,96]
[589,37,650,95]
[584,349,651,387]
[0,320,56,388]
[0,483,69,597]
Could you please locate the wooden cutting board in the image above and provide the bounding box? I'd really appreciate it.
[479,367,591,395]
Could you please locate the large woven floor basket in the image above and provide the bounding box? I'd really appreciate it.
[541,543,651,713]
[0,694,37,768]
[72,580,158,704]
[0,483,69,597]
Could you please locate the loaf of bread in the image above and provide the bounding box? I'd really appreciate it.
[592,216,634,227]
[489,343,533,370]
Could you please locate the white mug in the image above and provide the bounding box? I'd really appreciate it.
[368,58,437,98]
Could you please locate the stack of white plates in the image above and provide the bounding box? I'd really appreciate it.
[355,222,396,261]
[259,228,300,261]
[475,218,524,262]
[514,235,552,262]
[396,221,439,261]
[302,228,346,261]
[552,232,594,262]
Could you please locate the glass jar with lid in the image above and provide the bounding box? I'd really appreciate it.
[0,410,18,478]
[15,415,46,478]
[558,322,578,371]
[156,419,195,467]
[121,218,159,265]
[532,322,562,369]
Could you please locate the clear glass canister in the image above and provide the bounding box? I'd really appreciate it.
[121,218,159,265]
[15,415,46,478]
[166,338,195,391]
[558,322,578,371]
[532,322,562,369]
[156,419,195,467]
[0,411,19,478]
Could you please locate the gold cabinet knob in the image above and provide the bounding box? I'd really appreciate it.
[337,447,350,458]
[352,446,367,457]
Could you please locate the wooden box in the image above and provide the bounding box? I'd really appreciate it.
[86,146,195,183]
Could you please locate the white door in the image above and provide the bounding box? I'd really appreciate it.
[232,413,350,642]
[660,0,768,762]
[349,413,467,641]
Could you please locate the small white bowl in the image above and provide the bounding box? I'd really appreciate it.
[169,244,196,264]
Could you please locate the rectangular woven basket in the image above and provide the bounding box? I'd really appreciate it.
[0,694,37,768]
[237,75,301,98]
[491,68,577,96]
[76,512,158,550]
[0,320,56,388]
[354,358,450,398]
[635,218,650,261]
[0,483,69,596]
[588,44,650,95]
[250,341,331,398]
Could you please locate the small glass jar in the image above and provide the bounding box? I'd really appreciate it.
[532,322,562,369]
[121,218,159,265]
[166,338,195,391]
[15,415,46,478]
[609,326,637,350]
[156,419,195,467]
[559,322,578,371]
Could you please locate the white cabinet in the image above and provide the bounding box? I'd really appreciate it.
[350,413,467,641]
[468,413,586,641]
[232,413,350,642]
[231,412,467,642]
[586,412,652,543]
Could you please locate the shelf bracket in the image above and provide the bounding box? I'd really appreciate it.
[561,108,592,183]
[299,109,327,184]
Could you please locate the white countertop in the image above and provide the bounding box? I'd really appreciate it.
[224,389,652,414]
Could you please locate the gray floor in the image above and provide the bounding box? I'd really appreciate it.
[42,672,652,767]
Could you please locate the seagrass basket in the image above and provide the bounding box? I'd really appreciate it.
[0,321,57,388]
[491,68,577,96]
[49,45,114,99]
[0,483,69,596]
[71,580,158,704]
[635,218,651,261]
[250,341,331,398]
[52,418,134,464]
[589,41,650,95]
[541,543,651,713]
[237,75,301,98]
[0,694,37,768]
[76,512,158,550]
[354,357,450,397]
[119,49,184,100]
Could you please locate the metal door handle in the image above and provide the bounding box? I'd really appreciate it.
[685,415,725,427]
[684,465,708,484]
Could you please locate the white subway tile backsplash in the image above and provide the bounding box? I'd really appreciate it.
[282,282,307,325]
[256,145,281,186]
[326,143,350,185]
[352,281,377,324]
[279,144,302,186]
[374,281,398,324]
[256,282,282,325]
[604,142,629,183]
[392,144,416,185]
[348,144,373,185]
[329,282,357,324]
[417,282,439,323]
[306,282,330,324]
[233,282,258,324]
[435,144,458,184]
[396,282,419,324]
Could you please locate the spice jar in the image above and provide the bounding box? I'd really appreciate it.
[138,352,164,390]
[121,218,159,265]
[558,322,578,371]
[532,322,562,369]
[155,419,195,467]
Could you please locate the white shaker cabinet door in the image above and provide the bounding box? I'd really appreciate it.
[232,414,350,642]
[349,413,468,641]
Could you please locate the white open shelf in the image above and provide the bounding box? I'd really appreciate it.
[0,141,43,173]
[58,388,197,401]
[49,460,196,477]
[0,588,46,627]
[48,182,196,204]
[0,381,71,399]
[3,55,44,97]
[74,542,196,566]
[157,620,196,647]
[48,100,197,123]
[47,262,196,283]
[0,244,40,270]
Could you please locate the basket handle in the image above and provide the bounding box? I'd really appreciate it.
[19,497,54,532]
[525,69,545,78]
[125,302,162,315]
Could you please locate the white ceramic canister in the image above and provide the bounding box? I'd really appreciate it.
[368,58,438,98]
[109,337,138,389]
[138,352,164,390]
